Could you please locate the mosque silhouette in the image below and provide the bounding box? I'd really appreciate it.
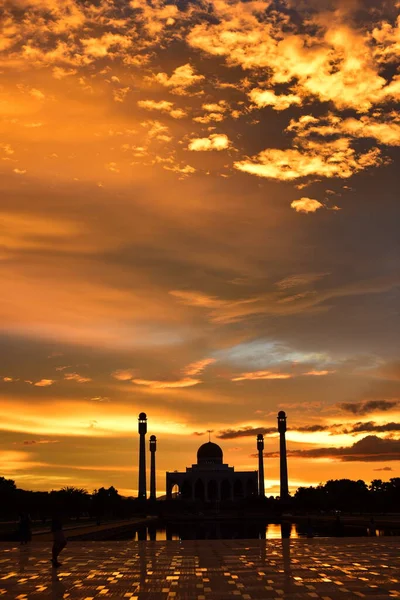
[136,412,289,501]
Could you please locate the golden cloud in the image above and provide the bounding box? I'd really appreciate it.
[112,369,135,381]
[187,3,398,112]
[137,99,187,119]
[288,113,400,146]
[193,112,225,124]
[64,372,92,383]
[183,358,216,377]
[303,370,336,376]
[132,377,201,389]
[81,33,132,58]
[234,139,382,181]
[249,88,302,111]
[232,371,293,382]
[188,133,230,151]
[34,379,55,387]
[291,198,324,214]
[152,63,204,94]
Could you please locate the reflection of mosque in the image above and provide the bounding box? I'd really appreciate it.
[166,442,258,501]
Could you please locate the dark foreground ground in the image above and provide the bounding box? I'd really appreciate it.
[0,537,399,599]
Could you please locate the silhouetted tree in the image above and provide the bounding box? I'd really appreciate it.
[92,486,122,520]
[50,487,90,519]
[0,477,16,492]
[294,485,327,511]
[324,479,369,513]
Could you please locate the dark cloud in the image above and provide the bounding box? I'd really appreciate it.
[338,400,398,416]
[217,426,276,439]
[348,421,400,434]
[373,467,393,472]
[263,435,400,462]
[20,439,59,446]
[218,421,400,439]
[295,424,331,432]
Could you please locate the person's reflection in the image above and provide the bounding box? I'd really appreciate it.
[258,524,266,563]
[281,538,291,577]
[148,529,157,572]
[18,545,29,573]
[280,521,291,539]
[281,523,292,578]
[138,541,147,592]
[166,524,173,541]
[51,569,67,600]
[148,523,157,541]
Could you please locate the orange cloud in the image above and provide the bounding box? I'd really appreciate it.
[112,369,135,381]
[235,139,382,181]
[137,100,187,119]
[188,133,230,151]
[132,377,201,389]
[232,371,293,382]
[184,358,216,376]
[34,379,55,387]
[64,373,92,383]
[303,370,336,376]
[249,88,302,111]
[187,3,398,112]
[81,33,132,58]
[288,113,400,146]
[291,198,324,214]
[151,63,204,94]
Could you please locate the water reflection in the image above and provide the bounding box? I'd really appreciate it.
[115,520,395,541]
[265,522,297,539]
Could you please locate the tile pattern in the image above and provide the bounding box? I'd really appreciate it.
[0,538,399,599]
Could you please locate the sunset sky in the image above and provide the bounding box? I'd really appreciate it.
[1,0,399,497]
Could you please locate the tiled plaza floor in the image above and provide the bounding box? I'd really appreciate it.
[0,538,399,599]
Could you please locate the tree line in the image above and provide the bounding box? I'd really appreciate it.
[1,476,399,524]
[293,478,400,513]
[0,476,136,523]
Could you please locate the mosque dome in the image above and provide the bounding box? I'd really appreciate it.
[197,442,223,465]
[278,410,286,418]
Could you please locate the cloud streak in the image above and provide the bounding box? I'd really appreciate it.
[263,435,400,462]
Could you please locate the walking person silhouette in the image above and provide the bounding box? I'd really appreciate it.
[51,512,67,568]
[18,512,32,545]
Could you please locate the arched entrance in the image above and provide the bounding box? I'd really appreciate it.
[171,483,180,499]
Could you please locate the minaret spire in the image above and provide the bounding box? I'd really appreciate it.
[149,435,157,500]
[138,413,147,500]
[277,411,289,500]
[257,434,265,497]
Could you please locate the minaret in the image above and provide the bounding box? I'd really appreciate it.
[149,434,157,500]
[257,434,265,497]
[277,411,289,500]
[138,412,147,500]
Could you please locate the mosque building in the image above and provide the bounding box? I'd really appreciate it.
[137,411,289,501]
[166,441,258,501]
